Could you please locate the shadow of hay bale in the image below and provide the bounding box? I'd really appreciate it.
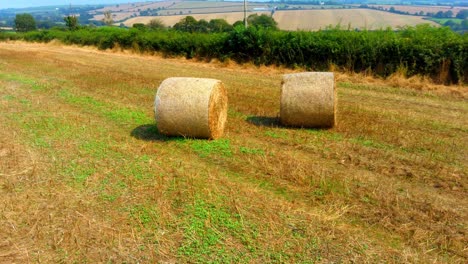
[131,124,172,141]
[246,116,280,127]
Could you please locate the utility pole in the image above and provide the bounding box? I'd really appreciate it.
[243,0,247,27]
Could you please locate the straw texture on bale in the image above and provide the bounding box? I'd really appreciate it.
[154,77,228,139]
[280,72,336,128]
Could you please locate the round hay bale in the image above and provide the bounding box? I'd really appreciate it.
[280,72,336,128]
[154,77,228,139]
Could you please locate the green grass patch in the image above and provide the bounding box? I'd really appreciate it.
[350,136,394,151]
[239,146,265,156]
[129,204,159,230]
[189,139,232,158]
[119,155,155,180]
[307,129,343,141]
[63,161,96,184]
[59,88,152,125]
[264,130,288,139]
[2,94,15,101]
[79,140,115,159]
[0,73,47,91]
[178,197,253,262]
[0,72,37,85]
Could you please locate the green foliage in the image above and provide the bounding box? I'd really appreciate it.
[1,24,466,84]
[456,10,468,19]
[64,15,79,31]
[147,18,166,30]
[102,10,113,26]
[208,18,233,33]
[173,16,199,33]
[247,14,278,30]
[14,13,36,32]
[174,16,233,33]
[133,23,146,30]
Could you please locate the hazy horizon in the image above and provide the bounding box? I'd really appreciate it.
[0,0,146,9]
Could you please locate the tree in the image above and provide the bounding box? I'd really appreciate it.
[233,20,244,28]
[14,13,36,32]
[37,20,55,29]
[147,18,166,30]
[64,15,79,30]
[133,23,146,30]
[173,16,198,32]
[461,19,468,30]
[435,11,444,18]
[456,10,468,19]
[103,10,113,26]
[444,10,453,18]
[208,19,233,32]
[196,19,209,33]
[247,14,278,30]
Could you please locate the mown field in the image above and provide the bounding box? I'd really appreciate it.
[0,42,467,262]
[366,5,466,16]
[123,9,438,30]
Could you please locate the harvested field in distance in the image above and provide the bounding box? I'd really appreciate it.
[123,9,438,30]
[273,9,438,30]
[92,1,270,22]
[123,11,269,27]
[0,42,466,263]
[366,5,466,16]
[93,12,138,22]
[92,1,179,13]
[91,1,180,21]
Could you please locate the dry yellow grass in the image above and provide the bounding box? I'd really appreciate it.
[123,9,438,30]
[0,41,466,262]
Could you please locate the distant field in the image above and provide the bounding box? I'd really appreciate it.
[92,1,270,22]
[367,5,466,16]
[90,1,442,28]
[91,1,180,21]
[94,12,138,22]
[274,9,438,30]
[123,9,438,30]
[123,11,269,27]
[92,1,178,13]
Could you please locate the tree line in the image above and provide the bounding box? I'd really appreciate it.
[2,14,467,85]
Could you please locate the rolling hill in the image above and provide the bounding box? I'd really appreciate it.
[123,9,438,30]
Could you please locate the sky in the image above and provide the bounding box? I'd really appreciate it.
[0,0,146,9]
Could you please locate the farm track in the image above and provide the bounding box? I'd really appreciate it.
[0,42,467,262]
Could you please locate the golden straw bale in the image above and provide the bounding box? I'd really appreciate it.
[154,77,228,139]
[280,72,336,128]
